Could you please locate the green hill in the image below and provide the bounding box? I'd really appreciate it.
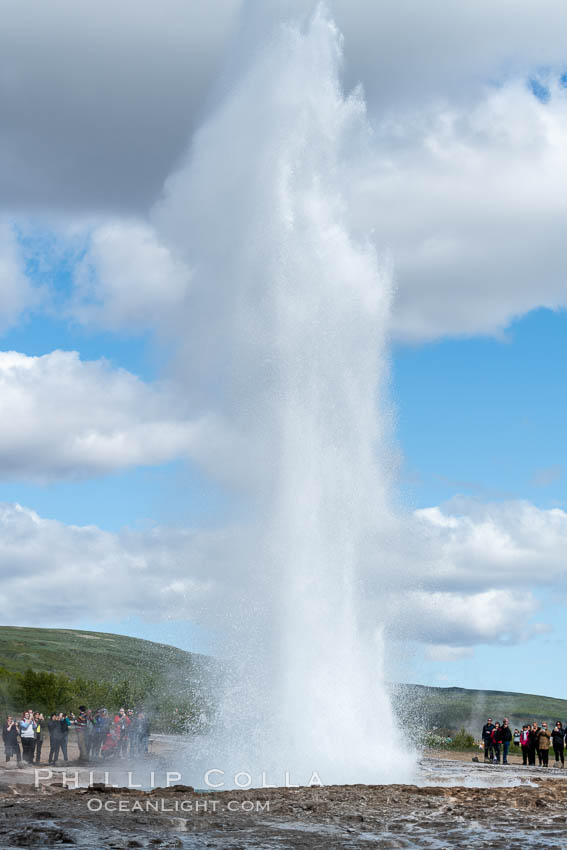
[1,626,566,736]
[0,626,216,726]
[391,682,567,736]
[0,625,207,684]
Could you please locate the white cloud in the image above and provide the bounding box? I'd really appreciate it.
[350,79,567,340]
[0,221,39,331]
[332,0,567,113]
[0,350,205,479]
[0,503,225,625]
[5,0,567,213]
[0,495,564,654]
[2,1,567,342]
[57,15,567,345]
[0,502,265,632]
[401,589,539,647]
[72,221,192,331]
[414,499,567,591]
[377,499,567,650]
[0,0,241,210]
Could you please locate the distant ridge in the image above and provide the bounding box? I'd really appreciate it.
[391,682,567,734]
[1,626,566,734]
[0,625,208,685]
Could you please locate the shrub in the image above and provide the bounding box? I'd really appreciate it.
[450,727,476,750]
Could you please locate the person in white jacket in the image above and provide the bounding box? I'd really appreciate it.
[19,712,36,764]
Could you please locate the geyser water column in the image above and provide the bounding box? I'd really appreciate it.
[157,4,414,785]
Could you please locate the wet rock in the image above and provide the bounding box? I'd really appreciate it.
[162,784,195,794]
[6,826,75,845]
[4,766,567,848]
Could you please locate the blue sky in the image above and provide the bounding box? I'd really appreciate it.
[6,302,566,527]
[393,309,567,694]
[394,308,566,513]
[7,245,565,535]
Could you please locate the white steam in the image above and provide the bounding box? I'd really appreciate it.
[151,5,414,785]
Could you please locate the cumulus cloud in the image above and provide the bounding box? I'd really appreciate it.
[0,0,241,211]
[414,499,567,592]
[0,502,231,626]
[351,79,567,340]
[331,0,567,113]
[0,221,39,330]
[4,0,567,213]
[55,11,567,345]
[0,501,269,632]
[379,499,567,651]
[72,221,192,331]
[0,350,206,479]
[0,495,564,653]
[0,1,566,342]
[401,589,539,647]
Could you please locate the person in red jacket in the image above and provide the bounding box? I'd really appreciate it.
[490,722,502,764]
[519,725,531,766]
[114,707,130,757]
[101,724,119,759]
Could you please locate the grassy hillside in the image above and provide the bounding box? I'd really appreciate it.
[1,626,566,736]
[392,682,567,736]
[0,626,218,727]
[0,625,207,685]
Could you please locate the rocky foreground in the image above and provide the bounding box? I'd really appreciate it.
[2,777,567,849]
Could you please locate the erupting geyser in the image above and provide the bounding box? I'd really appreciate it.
[158,3,415,786]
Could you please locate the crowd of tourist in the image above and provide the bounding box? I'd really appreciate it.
[2,706,151,767]
[481,717,567,767]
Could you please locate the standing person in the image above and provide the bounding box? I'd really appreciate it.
[114,708,130,757]
[75,705,89,762]
[513,728,521,747]
[2,716,22,766]
[482,717,495,763]
[91,709,110,759]
[528,722,539,766]
[33,712,44,764]
[126,709,135,755]
[137,712,150,755]
[519,725,531,766]
[48,713,62,765]
[59,713,70,763]
[491,722,502,764]
[500,719,513,765]
[536,722,551,767]
[552,722,565,767]
[129,712,140,757]
[19,711,36,764]
[84,709,95,759]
